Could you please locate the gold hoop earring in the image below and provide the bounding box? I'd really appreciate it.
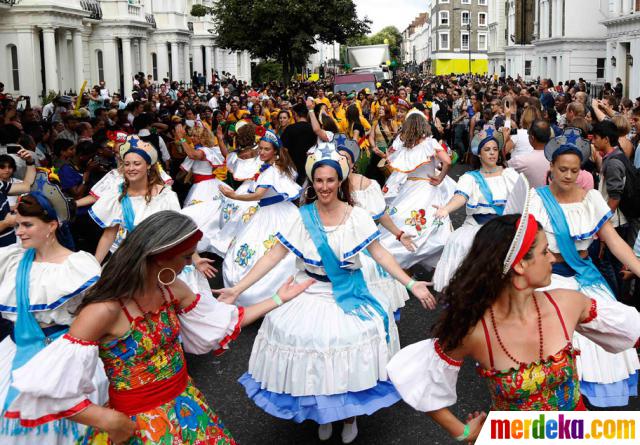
[303,186,316,201]
[157,267,177,286]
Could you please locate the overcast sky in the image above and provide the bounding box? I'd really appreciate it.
[354,0,427,34]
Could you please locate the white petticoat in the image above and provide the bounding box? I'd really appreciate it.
[433,218,482,292]
[379,177,456,269]
[0,337,108,444]
[539,274,640,384]
[180,201,224,253]
[247,272,400,397]
[183,177,230,207]
[209,181,258,257]
[223,201,298,306]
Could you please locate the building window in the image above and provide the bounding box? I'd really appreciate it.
[478,12,487,26]
[461,11,470,26]
[461,32,469,50]
[636,0,640,12]
[439,11,449,26]
[151,52,158,80]
[461,0,470,3]
[439,0,450,3]
[525,60,532,76]
[439,32,450,50]
[478,0,487,5]
[596,58,605,79]
[96,50,104,83]
[8,45,19,91]
[237,52,242,76]
[478,33,487,50]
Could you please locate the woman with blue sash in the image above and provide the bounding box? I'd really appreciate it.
[530,129,640,407]
[0,175,107,444]
[219,130,302,306]
[433,128,519,292]
[215,141,436,444]
[90,135,180,263]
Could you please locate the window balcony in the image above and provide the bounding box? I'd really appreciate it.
[145,13,156,28]
[80,0,103,20]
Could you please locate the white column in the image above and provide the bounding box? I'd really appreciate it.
[157,42,169,80]
[193,43,204,76]
[42,27,59,94]
[122,37,133,98]
[204,45,213,85]
[170,41,179,81]
[73,30,84,89]
[140,38,149,75]
[183,43,190,83]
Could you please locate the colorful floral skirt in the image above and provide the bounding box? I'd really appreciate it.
[78,381,235,445]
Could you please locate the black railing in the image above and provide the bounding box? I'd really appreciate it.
[0,0,18,6]
[145,13,156,28]
[80,0,102,20]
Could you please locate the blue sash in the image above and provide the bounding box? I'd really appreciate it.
[120,185,136,233]
[299,204,390,341]
[3,249,67,411]
[537,186,613,298]
[467,170,505,216]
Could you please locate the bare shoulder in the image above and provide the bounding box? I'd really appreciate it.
[167,278,194,305]
[69,300,122,342]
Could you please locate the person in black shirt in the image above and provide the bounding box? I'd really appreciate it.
[0,149,36,247]
[281,103,317,185]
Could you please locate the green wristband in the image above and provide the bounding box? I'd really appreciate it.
[405,279,416,292]
[271,293,283,306]
[179,138,187,144]
[455,424,470,441]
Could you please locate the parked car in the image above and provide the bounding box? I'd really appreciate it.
[333,73,377,94]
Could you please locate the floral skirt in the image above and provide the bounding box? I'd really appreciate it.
[78,380,235,445]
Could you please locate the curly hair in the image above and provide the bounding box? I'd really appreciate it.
[188,124,215,147]
[236,121,257,149]
[432,214,540,351]
[400,113,431,149]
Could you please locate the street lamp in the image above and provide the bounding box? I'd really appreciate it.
[453,7,472,76]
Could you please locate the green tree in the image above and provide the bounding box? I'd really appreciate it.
[200,0,370,84]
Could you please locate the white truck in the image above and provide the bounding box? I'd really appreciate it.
[346,44,392,80]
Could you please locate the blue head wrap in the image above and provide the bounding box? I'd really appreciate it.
[260,130,282,149]
[28,191,75,250]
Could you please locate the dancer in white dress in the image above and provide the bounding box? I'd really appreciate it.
[209,122,262,257]
[518,129,640,407]
[378,110,456,269]
[433,129,518,291]
[0,176,107,444]
[90,135,181,263]
[216,142,436,444]
[219,130,301,306]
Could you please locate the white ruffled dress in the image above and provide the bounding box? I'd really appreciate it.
[181,145,228,207]
[0,246,108,444]
[433,168,519,291]
[222,165,301,306]
[379,137,456,269]
[352,180,409,317]
[387,298,640,412]
[209,152,262,257]
[89,186,180,253]
[239,206,401,423]
[532,189,640,407]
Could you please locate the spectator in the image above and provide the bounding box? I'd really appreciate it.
[507,119,551,187]
[281,103,316,185]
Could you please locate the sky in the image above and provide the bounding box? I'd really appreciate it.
[354,0,428,34]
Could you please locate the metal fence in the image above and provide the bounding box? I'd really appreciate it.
[80,0,103,20]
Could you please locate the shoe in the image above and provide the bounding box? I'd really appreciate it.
[318,423,333,441]
[341,419,358,444]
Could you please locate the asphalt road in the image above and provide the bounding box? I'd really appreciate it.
[186,162,640,444]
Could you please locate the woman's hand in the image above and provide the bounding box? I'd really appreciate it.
[410,281,437,310]
[213,286,240,304]
[16,148,34,164]
[433,205,449,219]
[104,409,137,444]
[194,256,217,279]
[219,185,235,199]
[399,232,416,252]
[428,175,444,186]
[275,276,315,303]
[464,411,488,443]
[306,97,315,111]
[174,123,186,139]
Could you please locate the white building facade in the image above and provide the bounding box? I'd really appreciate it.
[306,40,341,73]
[0,0,251,104]
[402,12,431,73]
[602,0,640,99]
[487,0,506,77]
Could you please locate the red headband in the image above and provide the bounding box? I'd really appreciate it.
[151,230,203,261]
[511,214,538,271]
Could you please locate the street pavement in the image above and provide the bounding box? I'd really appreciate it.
[187,162,640,444]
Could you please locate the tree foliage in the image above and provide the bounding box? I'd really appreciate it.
[205,0,370,83]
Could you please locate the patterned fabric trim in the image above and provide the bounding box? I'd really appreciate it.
[580,298,598,324]
[63,333,99,346]
[5,399,91,428]
[213,306,245,356]
[434,339,463,367]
